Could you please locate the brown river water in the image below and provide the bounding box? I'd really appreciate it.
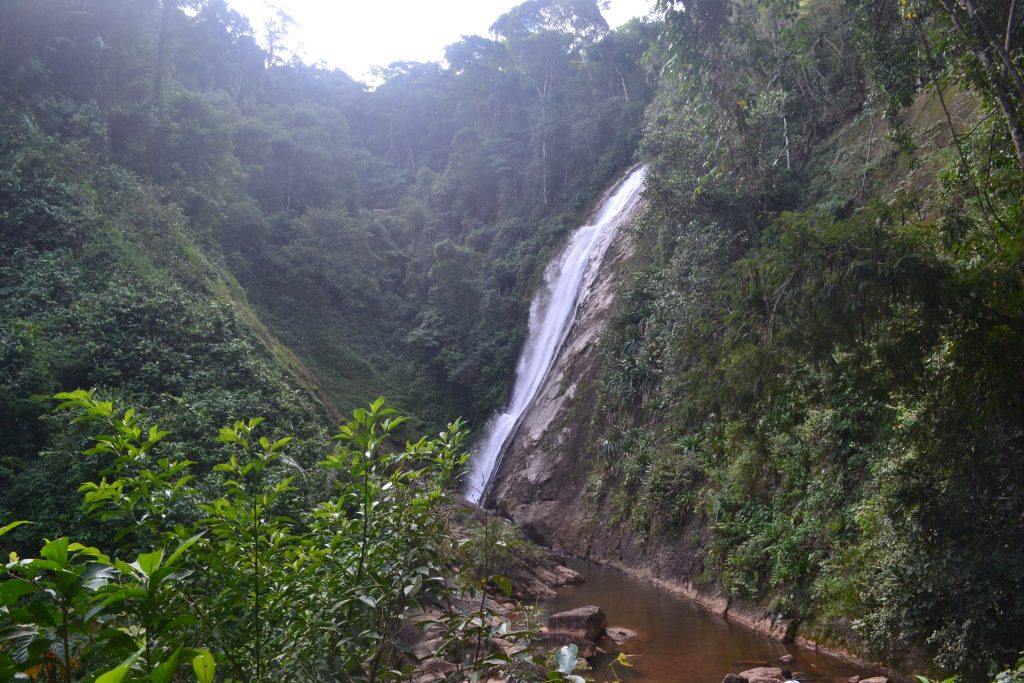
[539,559,879,683]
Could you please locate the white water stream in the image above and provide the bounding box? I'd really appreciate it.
[465,165,647,505]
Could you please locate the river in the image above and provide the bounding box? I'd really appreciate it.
[541,559,875,683]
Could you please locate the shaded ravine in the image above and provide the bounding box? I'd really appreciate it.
[465,165,647,504]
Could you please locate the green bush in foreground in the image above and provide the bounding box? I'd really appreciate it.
[0,392,469,682]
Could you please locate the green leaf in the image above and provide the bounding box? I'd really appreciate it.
[192,649,215,683]
[165,533,204,568]
[95,649,142,683]
[215,427,238,444]
[151,648,181,683]
[404,574,423,597]
[0,579,35,607]
[40,537,69,568]
[0,521,31,538]
[490,574,513,597]
[96,664,130,683]
[68,542,109,563]
[132,548,164,577]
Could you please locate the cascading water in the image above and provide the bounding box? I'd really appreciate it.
[465,165,647,505]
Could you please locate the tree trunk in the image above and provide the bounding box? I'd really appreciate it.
[961,0,1024,100]
[939,0,1024,178]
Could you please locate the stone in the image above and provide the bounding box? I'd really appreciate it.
[859,678,889,683]
[778,654,795,664]
[489,637,526,658]
[547,605,607,641]
[722,675,750,683]
[848,677,860,683]
[738,667,783,681]
[506,567,558,600]
[553,564,585,585]
[411,636,445,662]
[604,626,639,645]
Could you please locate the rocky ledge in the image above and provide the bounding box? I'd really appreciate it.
[722,666,891,683]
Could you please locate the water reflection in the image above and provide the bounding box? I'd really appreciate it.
[540,559,875,683]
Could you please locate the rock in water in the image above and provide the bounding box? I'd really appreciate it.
[604,626,639,645]
[547,605,607,641]
[722,675,750,683]
[738,666,783,682]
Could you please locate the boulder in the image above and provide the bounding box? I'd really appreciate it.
[848,677,860,683]
[489,636,526,658]
[738,667,782,681]
[547,605,607,641]
[722,675,750,683]
[411,636,445,662]
[604,626,639,645]
[506,567,559,600]
[778,654,795,664]
[553,564,585,585]
[860,678,889,683]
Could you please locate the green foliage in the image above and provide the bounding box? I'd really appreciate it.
[588,0,1024,675]
[457,517,545,580]
[0,394,474,682]
[0,0,657,499]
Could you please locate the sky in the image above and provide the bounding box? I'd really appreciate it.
[225,0,654,83]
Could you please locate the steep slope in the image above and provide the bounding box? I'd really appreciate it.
[0,0,655,546]
[0,110,332,548]
[484,173,644,536]
[486,0,1024,673]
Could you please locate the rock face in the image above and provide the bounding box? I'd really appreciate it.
[485,186,642,550]
[547,605,607,641]
[479,181,811,651]
[505,562,585,601]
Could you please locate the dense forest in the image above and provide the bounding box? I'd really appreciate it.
[588,0,1024,677]
[0,0,654,540]
[0,1,654,680]
[1,0,1024,681]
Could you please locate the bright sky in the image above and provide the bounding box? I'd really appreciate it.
[226,0,654,83]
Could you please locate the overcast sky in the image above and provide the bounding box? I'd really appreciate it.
[225,0,654,83]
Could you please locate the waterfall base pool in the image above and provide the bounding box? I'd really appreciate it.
[540,559,877,683]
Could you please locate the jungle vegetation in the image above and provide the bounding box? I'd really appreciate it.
[590,0,1024,676]
[1,0,1023,680]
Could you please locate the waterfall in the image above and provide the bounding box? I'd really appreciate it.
[465,165,647,505]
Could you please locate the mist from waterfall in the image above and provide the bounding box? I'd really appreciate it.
[465,165,647,505]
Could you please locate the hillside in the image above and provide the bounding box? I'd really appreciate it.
[0,0,654,546]
[2,0,1024,681]
[489,0,1024,677]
